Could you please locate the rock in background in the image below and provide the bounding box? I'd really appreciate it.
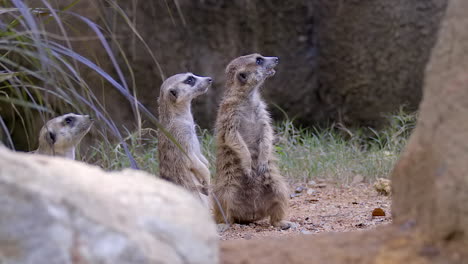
[0,147,218,264]
[96,0,447,128]
[3,0,448,149]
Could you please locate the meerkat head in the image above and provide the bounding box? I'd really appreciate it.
[158,73,213,108]
[37,113,93,159]
[225,53,279,91]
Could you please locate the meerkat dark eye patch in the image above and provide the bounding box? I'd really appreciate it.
[64,116,75,126]
[169,89,178,101]
[47,131,56,144]
[183,76,196,86]
[237,72,248,84]
[256,57,264,65]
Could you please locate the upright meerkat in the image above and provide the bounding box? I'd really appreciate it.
[34,113,93,160]
[158,72,212,199]
[212,53,292,229]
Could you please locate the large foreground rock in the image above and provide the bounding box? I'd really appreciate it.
[0,147,218,264]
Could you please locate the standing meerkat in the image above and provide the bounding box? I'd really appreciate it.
[212,53,292,229]
[157,72,212,200]
[34,113,93,160]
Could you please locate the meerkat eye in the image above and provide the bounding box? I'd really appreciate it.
[184,76,196,86]
[256,57,264,66]
[64,116,75,126]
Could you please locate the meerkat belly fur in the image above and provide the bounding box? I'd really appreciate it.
[158,73,212,200]
[212,53,292,229]
[34,113,93,160]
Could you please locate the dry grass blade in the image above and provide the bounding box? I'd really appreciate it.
[0,0,195,169]
[0,1,144,167]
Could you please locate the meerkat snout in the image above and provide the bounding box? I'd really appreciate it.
[34,113,93,160]
[256,55,279,77]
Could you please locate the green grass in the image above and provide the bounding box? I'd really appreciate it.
[274,109,416,183]
[84,109,417,184]
[0,0,169,168]
[0,0,416,184]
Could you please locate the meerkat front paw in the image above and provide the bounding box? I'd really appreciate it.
[241,160,253,177]
[257,161,268,174]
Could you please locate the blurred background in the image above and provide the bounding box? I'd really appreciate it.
[0,0,447,160]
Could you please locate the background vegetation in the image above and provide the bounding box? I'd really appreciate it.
[85,109,416,183]
[0,0,165,168]
[0,0,421,182]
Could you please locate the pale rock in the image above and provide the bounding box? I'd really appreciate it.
[0,147,218,264]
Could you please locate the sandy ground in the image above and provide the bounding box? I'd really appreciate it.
[219,182,392,241]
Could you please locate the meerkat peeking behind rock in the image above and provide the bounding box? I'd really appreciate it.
[212,53,293,230]
[34,113,93,160]
[157,73,212,203]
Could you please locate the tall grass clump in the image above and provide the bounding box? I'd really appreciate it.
[275,109,417,183]
[0,0,168,168]
[89,110,417,184]
[85,125,218,175]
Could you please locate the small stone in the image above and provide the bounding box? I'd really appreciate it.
[301,230,312,235]
[284,222,299,230]
[316,183,327,188]
[374,178,391,195]
[372,208,386,217]
[306,189,316,195]
[292,192,303,198]
[307,180,317,186]
[295,186,305,193]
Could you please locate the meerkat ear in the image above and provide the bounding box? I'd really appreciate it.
[169,89,178,102]
[237,72,248,84]
[46,131,56,145]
